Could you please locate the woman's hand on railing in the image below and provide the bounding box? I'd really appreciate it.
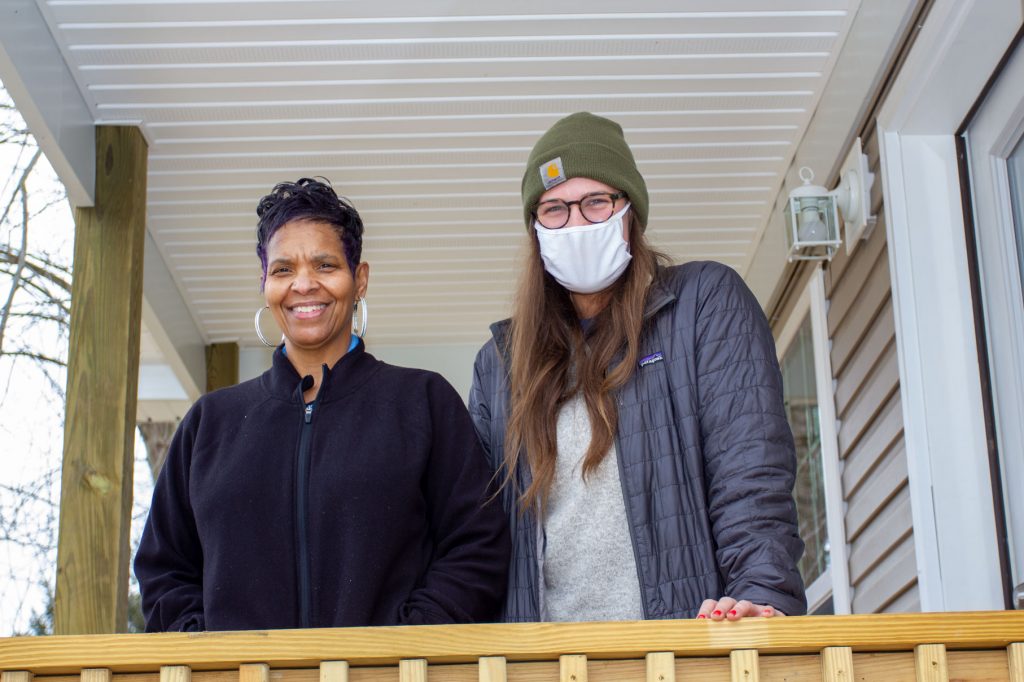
[696,597,786,621]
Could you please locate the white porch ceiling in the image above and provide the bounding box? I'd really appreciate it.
[36,0,857,348]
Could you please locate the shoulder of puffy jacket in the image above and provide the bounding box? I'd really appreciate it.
[473,339,496,374]
[654,261,763,328]
[475,318,511,368]
[659,259,740,287]
[655,260,749,300]
[488,318,511,344]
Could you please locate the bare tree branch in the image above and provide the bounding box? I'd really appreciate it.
[0,350,65,367]
[0,86,75,636]
[0,248,72,293]
[0,166,36,352]
[0,146,40,226]
[5,312,69,327]
[0,268,70,317]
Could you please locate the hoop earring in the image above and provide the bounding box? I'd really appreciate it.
[352,297,368,339]
[254,305,277,348]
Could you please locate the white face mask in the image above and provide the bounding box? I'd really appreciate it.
[534,203,632,294]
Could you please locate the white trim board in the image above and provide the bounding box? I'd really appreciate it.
[775,269,851,615]
[808,266,851,615]
[0,0,94,207]
[875,0,1022,612]
[963,36,1024,598]
[142,230,206,401]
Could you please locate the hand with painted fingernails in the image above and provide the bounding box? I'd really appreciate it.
[695,597,786,621]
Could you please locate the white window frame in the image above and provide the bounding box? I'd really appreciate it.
[776,265,851,615]
[963,38,1024,596]
[875,0,1021,611]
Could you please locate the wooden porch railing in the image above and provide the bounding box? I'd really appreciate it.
[1,612,1023,681]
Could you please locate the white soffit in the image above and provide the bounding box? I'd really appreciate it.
[37,0,857,347]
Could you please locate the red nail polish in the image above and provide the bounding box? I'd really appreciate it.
[763,609,772,616]
[713,610,722,617]
[729,609,737,617]
[697,614,706,619]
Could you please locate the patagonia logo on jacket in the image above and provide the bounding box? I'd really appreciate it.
[638,351,664,368]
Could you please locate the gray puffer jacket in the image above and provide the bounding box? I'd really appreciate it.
[469,261,806,621]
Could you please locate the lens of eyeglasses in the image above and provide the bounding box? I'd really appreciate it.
[536,202,570,229]
[535,193,619,229]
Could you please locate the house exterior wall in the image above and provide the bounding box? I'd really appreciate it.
[872,0,1019,610]
[823,130,917,613]
[771,0,1024,613]
[772,128,918,614]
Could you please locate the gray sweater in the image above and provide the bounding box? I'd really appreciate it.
[540,392,643,621]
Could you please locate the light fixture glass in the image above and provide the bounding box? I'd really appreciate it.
[786,167,841,262]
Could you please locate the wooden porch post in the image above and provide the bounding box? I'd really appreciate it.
[205,342,238,392]
[53,126,148,635]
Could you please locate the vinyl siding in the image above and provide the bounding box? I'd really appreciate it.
[825,128,917,613]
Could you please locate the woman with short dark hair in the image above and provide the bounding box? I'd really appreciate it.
[136,178,510,632]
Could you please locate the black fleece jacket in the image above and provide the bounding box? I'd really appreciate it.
[135,341,510,632]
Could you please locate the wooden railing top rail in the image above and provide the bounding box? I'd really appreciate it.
[1,612,1022,674]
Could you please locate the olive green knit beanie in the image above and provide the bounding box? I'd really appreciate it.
[521,112,649,231]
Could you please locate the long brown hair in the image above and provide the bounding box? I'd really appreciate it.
[503,214,670,512]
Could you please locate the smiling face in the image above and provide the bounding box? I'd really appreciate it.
[263,218,369,363]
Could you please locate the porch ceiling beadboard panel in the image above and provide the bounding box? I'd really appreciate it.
[36,0,857,347]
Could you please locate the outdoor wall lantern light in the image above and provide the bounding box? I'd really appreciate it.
[785,137,875,262]
[785,166,841,261]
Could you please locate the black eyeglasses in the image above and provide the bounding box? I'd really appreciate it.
[532,191,628,230]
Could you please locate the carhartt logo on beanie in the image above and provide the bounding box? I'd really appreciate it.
[540,157,566,190]
[521,112,649,231]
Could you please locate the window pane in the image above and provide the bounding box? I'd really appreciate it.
[811,595,835,616]
[1008,135,1024,303]
[780,316,829,587]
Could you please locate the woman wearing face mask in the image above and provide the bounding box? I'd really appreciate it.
[469,113,806,623]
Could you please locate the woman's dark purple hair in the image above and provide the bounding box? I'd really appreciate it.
[255,178,363,289]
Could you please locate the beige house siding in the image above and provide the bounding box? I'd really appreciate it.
[824,129,918,613]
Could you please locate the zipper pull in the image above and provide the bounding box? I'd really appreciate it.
[304,403,313,424]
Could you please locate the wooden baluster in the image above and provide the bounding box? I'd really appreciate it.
[240,663,270,682]
[81,669,112,682]
[730,650,759,682]
[820,646,854,681]
[320,661,349,682]
[560,654,588,682]
[478,656,507,682]
[160,666,191,682]
[646,652,675,682]
[1,671,33,682]
[1009,643,1024,682]
[914,644,949,682]
[399,659,427,682]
